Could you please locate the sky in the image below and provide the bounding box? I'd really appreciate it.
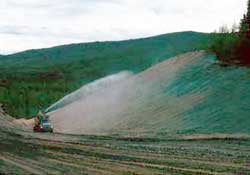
[0,0,248,54]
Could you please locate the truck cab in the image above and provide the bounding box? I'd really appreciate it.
[33,110,53,133]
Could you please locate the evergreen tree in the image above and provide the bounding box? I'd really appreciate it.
[247,0,250,19]
[241,0,250,32]
[238,0,250,64]
[240,15,246,32]
[240,0,250,42]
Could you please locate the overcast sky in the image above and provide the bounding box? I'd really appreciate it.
[0,0,248,54]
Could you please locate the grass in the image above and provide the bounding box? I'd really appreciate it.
[0,31,214,118]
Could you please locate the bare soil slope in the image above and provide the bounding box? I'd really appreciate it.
[49,52,204,135]
[49,51,250,136]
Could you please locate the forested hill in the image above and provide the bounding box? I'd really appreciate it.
[0,31,213,117]
[1,32,211,75]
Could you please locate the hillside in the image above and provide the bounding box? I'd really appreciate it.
[0,31,213,117]
[48,51,250,136]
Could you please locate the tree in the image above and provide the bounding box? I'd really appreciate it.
[240,15,246,32]
[247,0,250,19]
[240,0,250,33]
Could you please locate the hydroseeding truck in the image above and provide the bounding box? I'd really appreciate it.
[33,109,53,133]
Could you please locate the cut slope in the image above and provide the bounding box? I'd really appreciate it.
[49,51,250,136]
[49,52,204,135]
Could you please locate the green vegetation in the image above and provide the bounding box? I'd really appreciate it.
[210,33,240,64]
[210,0,250,65]
[0,31,214,118]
